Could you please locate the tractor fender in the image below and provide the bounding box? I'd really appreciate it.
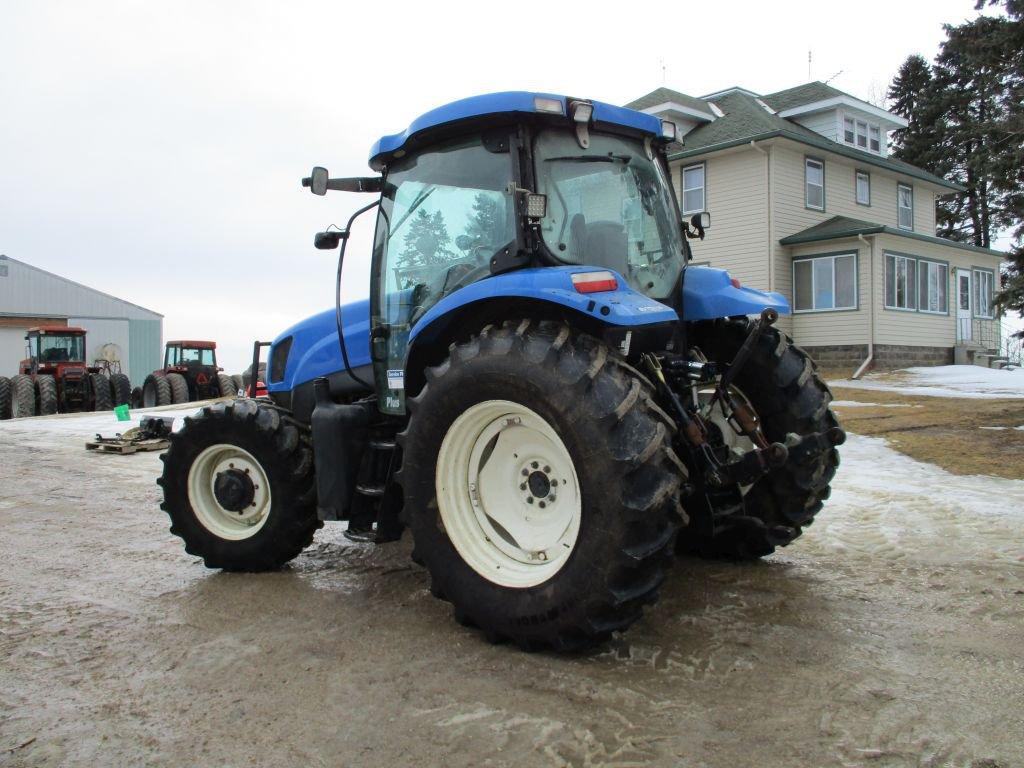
[408,266,676,344]
[681,266,790,321]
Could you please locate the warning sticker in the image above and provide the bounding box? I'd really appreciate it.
[386,369,404,390]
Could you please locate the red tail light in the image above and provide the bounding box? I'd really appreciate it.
[571,271,618,293]
[730,277,742,289]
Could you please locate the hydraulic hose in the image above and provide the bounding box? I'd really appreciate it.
[335,199,379,391]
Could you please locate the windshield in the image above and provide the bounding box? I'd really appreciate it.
[34,334,85,363]
[534,130,685,299]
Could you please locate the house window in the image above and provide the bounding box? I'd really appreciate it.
[855,171,870,206]
[805,158,824,210]
[897,183,914,230]
[973,268,995,318]
[917,259,949,314]
[681,163,705,214]
[841,113,884,155]
[793,253,856,312]
[885,252,918,310]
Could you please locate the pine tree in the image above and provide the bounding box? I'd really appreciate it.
[399,208,454,267]
[462,193,503,246]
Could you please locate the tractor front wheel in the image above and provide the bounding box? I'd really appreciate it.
[158,399,320,570]
[10,375,35,418]
[0,376,10,420]
[398,319,685,651]
[36,375,58,416]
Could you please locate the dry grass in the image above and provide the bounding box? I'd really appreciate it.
[829,385,1024,479]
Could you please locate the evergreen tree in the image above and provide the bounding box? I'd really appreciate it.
[461,193,503,246]
[399,208,454,267]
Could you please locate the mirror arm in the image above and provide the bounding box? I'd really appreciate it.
[302,174,383,194]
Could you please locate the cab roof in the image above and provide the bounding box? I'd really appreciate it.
[28,326,86,335]
[368,91,663,171]
[167,340,216,349]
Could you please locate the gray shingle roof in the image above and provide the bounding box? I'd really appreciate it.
[779,215,1003,257]
[668,90,962,192]
[624,88,714,118]
[761,81,847,112]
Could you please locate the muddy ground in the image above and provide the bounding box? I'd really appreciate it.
[1,408,1022,768]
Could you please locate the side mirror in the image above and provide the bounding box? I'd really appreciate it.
[304,166,329,196]
[314,229,348,250]
[690,212,710,230]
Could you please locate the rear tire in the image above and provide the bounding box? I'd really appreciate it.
[166,372,189,404]
[231,374,244,396]
[680,319,840,559]
[11,375,35,418]
[143,374,171,407]
[398,319,685,651]
[158,399,320,571]
[217,373,236,399]
[36,375,58,416]
[0,376,10,420]
[109,373,132,407]
[131,386,144,408]
[90,373,112,411]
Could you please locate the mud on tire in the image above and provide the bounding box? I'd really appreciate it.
[681,318,840,559]
[397,319,685,651]
[158,399,320,571]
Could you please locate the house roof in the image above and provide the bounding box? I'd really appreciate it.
[668,90,962,192]
[779,215,1004,257]
[624,88,715,119]
[761,82,846,112]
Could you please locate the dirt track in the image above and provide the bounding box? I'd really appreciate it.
[1,409,1022,767]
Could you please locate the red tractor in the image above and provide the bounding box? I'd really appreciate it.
[141,340,236,406]
[0,326,131,418]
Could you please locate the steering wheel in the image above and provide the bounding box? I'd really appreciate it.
[445,262,493,294]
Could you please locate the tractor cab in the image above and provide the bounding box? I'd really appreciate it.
[163,340,221,400]
[22,326,88,375]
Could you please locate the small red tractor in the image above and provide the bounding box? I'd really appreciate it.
[141,340,236,406]
[0,326,131,418]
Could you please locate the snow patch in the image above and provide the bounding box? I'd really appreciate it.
[830,400,920,408]
[831,365,1024,399]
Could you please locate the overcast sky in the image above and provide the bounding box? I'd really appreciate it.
[0,0,1010,372]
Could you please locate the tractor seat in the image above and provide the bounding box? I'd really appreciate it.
[579,220,627,271]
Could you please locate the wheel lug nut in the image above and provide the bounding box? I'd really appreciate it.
[549,495,556,502]
[527,497,534,504]
[521,469,529,476]
[543,465,550,473]
[551,479,558,487]
[520,483,527,490]
[531,461,538,469]
[539,501,546,509]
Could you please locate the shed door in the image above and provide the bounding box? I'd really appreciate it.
[956,268,972,342]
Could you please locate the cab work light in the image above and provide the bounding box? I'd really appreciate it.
[534,96,564,114]
[571,271,618,293]
[525,193,547,220]
[660,120,677,141]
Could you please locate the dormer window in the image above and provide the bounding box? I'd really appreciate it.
[843,114,883,155]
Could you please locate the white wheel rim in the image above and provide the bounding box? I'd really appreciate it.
[436,399,582,589]
[187,444,272,540]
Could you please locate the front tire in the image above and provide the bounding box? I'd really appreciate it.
[158,399,320,571]
[36,375,58,415]
[398,319,685,651]
[109,373,132,407]
[90,373,112,411]
[0,376,11,420]
[11,375,35,418]
[680,318,840,559]
[166,372,189,404]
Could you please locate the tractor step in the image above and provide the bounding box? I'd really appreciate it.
[368,439,396,451]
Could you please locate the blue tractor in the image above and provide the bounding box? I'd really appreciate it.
[158,92,843,651]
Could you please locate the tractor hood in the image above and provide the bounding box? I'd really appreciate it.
[368,91,665,171]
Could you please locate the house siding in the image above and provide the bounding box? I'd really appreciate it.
[671,148,769,289]
[792,111,839,142]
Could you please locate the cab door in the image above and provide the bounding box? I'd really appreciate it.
[368,133,518,415]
